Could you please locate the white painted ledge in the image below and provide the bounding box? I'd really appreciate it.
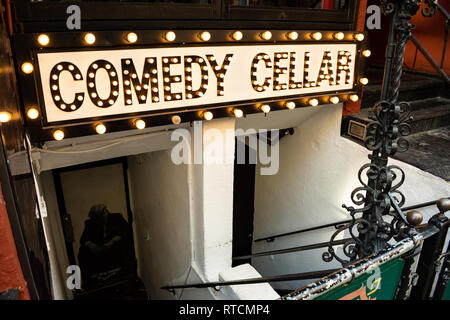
[218,263,280,300]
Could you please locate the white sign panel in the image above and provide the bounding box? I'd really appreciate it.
[36,43,357,125]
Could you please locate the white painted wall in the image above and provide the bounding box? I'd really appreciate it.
[127,118,237,299]
[250,104,450,292]
[127,150,192,299]
[194,119,235,282]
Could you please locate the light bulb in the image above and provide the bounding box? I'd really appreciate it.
[233,108,244,118]
[309,99,319,107]
[21,62,34,74]
[285,101,296,109]
[171,115,181,124]
[260,104,271,113]
[311,32,322,40]
[53,130,64,141]
[362,50,371,57]
[232,31,243,41]
[95,123,106,134]
[349,94,359,102]
[37,34,50,46]
[135,119,146,130]
[0,112,12,123]
[334,32,345,40]
[354,33,365,41]
[330,96,340,104]
[84,33,96,45]
[164,31,176,42]
[203,111,213,120]
[360,77,369,85]
[199,31,211,41]
[287,31,298,40]
[260,31,272,40]
[27,108,39,119]
[126,32,138,43]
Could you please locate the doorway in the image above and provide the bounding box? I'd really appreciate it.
[232,137,256,267]
[52,157,145,299]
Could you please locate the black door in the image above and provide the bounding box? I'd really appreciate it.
[232,137,256,267]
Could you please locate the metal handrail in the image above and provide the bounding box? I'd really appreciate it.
[410,35,450,85]
[254,198,448,243]
[409,2,449,83]
[161,268,339,291]
[233,238,353,261]
[436,2,450,21]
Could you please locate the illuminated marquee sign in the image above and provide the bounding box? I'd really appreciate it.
[37,43,356,125]
[15,30,368,141]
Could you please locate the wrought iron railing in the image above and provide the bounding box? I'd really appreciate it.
[253,198,447,243]
[161,198,449,294]
[161,269,339,292]
[234,238,353,261]
[319,0,444,267]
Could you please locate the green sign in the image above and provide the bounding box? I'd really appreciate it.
[443,281,450,300]
[315,256,405,300]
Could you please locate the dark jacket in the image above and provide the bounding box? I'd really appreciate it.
[78,212,133,286]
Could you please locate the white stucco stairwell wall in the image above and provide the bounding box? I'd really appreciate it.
[128,118,237,299]
[251,104,450,291]
[127,150,192,300]
[191,118,236,282]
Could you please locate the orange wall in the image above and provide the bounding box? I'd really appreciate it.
[0,184,30,300]
[404,2,450,74]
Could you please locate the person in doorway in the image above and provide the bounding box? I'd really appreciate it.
[78,204,134,289]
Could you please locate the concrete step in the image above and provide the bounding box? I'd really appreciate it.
[361,66,449,109]
[342,97,450,141]
[391,126,450,181]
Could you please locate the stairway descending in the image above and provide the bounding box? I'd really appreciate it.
[341,65,450,181]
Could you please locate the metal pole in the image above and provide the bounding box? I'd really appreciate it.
[322,0,439,266]
[234,238,352,261]
[254,199,446,243]
[381,10,398,101]
[410,213,450,300]
[441,20,449,68]
[161,268,339,290]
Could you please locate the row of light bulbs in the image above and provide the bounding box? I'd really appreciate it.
[34,31,365,47]
[19,51,371,76]
[17,93,358,141]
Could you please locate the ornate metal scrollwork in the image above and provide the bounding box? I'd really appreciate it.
[380,0,395,15]
[421,0,437,17]
[322,0,435,266]
[322,159,411,266]
[364,101,412,156]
